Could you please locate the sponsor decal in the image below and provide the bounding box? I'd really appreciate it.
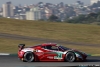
[22,48,34,52]
[36,50,44,56]
[36,50,43,52]
[36,53,44,56]
[47,56,54,59]
[54,52,63,59]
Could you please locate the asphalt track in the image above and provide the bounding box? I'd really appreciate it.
[0,55,100,67]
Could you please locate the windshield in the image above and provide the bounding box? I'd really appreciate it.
[59,46,71,51]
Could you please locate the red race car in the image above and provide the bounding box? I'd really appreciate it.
[18,43,87,62]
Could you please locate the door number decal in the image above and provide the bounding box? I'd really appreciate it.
[54,52,63,59]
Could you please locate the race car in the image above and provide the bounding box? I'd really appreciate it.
[18,43,87,62]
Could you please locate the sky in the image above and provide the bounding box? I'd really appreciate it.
[0,0,90,6]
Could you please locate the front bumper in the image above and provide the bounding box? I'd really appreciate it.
[75,52,87,61]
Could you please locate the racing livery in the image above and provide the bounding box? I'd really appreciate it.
[18,43,87,62]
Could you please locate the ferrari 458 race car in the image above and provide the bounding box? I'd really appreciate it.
[18,43,87,62]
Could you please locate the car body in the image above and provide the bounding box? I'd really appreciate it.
[18,43,87,62]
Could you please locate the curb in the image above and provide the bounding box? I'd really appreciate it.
[0,53,17,56]
[88,54,100,56]
[87,54,100,56]
[0,53,10,55]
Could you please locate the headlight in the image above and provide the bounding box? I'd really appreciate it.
[75,53,82,58]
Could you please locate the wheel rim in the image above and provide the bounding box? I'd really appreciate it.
[66,53,75,61]
[25,53,34,61]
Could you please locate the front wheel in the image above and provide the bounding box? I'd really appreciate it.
[65,52,76,62]
[23,52,35,62]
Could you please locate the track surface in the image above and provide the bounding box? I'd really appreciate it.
[0,55,100,67]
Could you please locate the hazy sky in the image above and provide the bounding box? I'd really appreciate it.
[0,0,90,6]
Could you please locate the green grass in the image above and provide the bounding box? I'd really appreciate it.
[0,38,100,54]
[0,38,43,53]
[0,18,100,54]
[0,18,100,44]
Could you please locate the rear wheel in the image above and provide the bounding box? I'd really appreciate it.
[65,52,76,62]
[23,52,35,62]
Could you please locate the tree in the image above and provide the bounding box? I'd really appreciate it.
[88,13,98,18]
[97,15,100,22]
[97,11,100,15]
[66,15,86,23]
[66,11,100,24]
[49,15,58,21]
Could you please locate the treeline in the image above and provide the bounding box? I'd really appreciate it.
[90,1,100,8]
[66,12,100,24]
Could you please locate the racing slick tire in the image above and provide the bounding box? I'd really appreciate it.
[23,51,35,62]
[65,52,76,62]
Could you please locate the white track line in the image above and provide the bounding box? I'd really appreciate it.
[0,53,10,55]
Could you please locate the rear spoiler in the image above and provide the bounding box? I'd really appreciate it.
[18,44,25,50]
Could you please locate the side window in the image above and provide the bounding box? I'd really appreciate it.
[51,46,58,50]
[42,45,59,50]
[44,45,59,50]
[41,45,51,49]
[58,47,63,51]
[41,46,46,49]
[45,45,52,49]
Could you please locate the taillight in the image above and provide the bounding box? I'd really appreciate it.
[18,51,24,57]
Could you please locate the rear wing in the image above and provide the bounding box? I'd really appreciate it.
[18,44,25,51]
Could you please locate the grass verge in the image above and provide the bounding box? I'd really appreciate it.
[0,18,100,44]
[0,38,100,54]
